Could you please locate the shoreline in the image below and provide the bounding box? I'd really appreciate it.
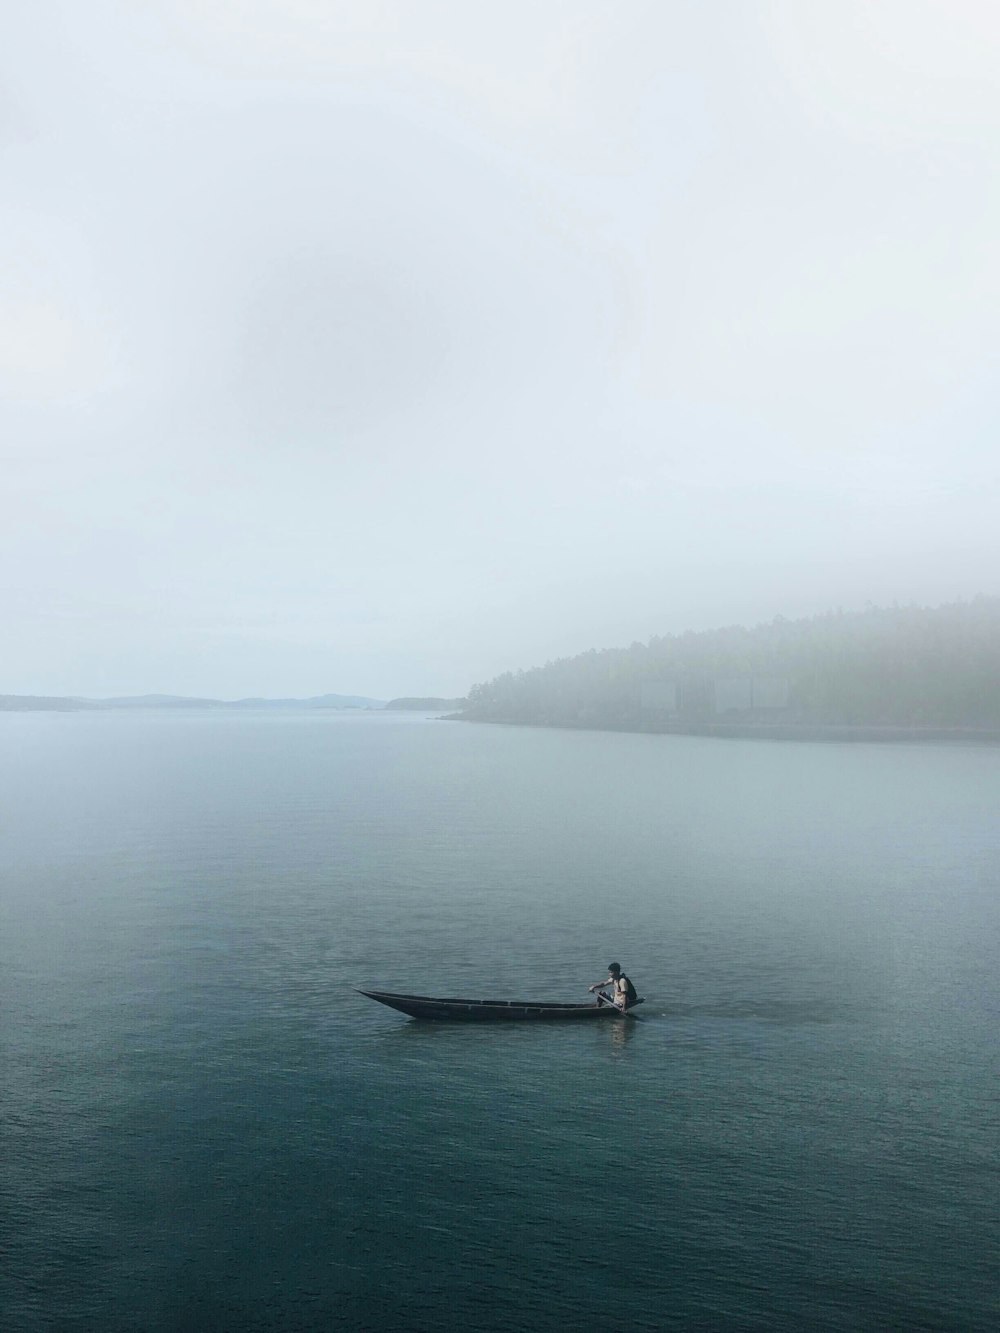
[445,715,1000,744]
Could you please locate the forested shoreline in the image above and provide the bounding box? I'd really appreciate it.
[458,599,1000,738]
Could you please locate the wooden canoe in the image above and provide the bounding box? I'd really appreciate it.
[357,989,644,1021]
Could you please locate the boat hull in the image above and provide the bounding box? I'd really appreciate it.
[358,989,644,1021]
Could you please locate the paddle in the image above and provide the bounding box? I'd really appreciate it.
[595,989,640,1020]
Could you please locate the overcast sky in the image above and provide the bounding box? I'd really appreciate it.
[4,1,998,699]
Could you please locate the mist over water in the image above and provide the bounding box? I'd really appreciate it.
[2,711,997,1330]
[5,3,1000,699]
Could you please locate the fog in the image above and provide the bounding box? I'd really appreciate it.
[4,1,998,699]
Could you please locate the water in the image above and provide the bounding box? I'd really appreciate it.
[2,711,997,1330]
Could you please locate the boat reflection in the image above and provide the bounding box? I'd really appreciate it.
[609,1016,638,1055]
[367,1007,640,1058]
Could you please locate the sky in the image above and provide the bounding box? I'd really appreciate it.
[3,1,998,699]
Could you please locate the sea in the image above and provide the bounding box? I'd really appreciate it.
[2,710,997,1331]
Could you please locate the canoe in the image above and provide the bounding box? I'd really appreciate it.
[357,989,644,1021]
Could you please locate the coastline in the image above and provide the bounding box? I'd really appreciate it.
[445,715,1000,744]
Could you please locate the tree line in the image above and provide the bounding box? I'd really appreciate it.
[463,598,1000,731]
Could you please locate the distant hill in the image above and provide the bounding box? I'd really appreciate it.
[0,695,97,711]
[384,697,467,710]
[99,694,228,709]
[224,694,386,710]
[0,692,386,712]
[460,598,1000,737]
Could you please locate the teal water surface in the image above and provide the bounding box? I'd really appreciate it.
[2,712,998,1330]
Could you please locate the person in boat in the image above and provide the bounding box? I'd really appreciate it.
[589,962,636,1011]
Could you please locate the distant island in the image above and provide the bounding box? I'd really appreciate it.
[0,692,387,712]
[455,598,1000,741]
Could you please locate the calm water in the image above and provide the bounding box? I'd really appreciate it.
[2,711,998,1331]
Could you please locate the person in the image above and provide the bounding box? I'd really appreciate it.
[589,962,636,1011]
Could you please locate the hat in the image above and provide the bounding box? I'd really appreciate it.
[607,961,621,973]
